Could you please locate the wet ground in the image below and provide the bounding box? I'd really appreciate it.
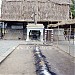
[0,44,74,75]
[40,45,75,75]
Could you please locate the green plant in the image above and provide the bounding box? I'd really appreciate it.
[70,0,75,18]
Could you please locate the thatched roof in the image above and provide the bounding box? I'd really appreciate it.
[48,19,75,27]
[1,0,71,21]
[50,0,72,4]
[27,0,72,4]
[6,0,72,4]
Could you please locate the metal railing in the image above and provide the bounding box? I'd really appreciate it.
[53,29,75,57]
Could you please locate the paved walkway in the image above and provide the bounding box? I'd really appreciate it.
[54,40,75,57]
[0,40,43,63]
[40,45,75,75]
[0,40,27,63]
[0,45,36,75]
[0,40,26,56]
[0,40,74,75]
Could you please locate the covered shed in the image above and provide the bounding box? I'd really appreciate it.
[0,0,72,41]
[1,0,72,23]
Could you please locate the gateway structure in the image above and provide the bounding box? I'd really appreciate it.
[26,24,44,41]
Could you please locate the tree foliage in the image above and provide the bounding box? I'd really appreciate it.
[70,0,75,18]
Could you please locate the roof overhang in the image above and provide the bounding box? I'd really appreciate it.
[48,19,75,27]
[0,18,62,22]
[27,23,44,29]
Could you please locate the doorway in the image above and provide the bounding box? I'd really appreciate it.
[29,30,40,40]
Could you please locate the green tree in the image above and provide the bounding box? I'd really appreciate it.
[70,0,75,18]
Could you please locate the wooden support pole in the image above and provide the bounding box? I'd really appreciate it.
[57,25,59,46]
[34,0,38,25]
[69,25,71,54]
[0,23,3,39]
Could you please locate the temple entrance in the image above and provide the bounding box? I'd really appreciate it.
[26,23,44,42]
[29,30,40,40]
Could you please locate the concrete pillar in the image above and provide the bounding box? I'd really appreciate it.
[26,29,30,41]
[45,30,47,42]
[51,30,53,42]
[4,23,7,34]
[40,29,43,42]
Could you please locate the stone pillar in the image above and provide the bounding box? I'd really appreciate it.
[40,29,43,42]
[26,29,30,41]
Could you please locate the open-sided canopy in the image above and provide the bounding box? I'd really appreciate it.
[48,19,75,27]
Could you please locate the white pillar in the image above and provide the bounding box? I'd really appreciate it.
[40,29,43,42]
[45,30,47,42]
[51,29,53,42]
[26,29,30,41]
